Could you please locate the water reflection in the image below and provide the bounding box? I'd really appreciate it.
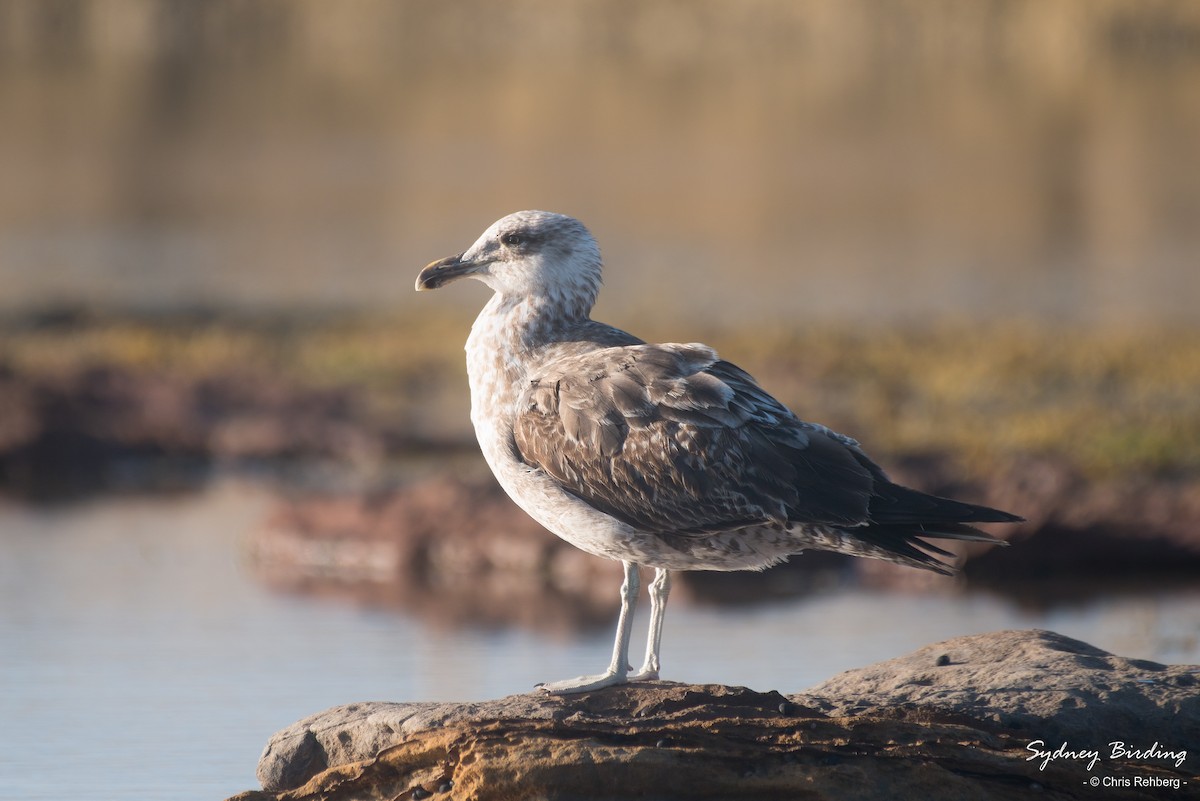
[2,482,1197,800]
[2,1,1198,323]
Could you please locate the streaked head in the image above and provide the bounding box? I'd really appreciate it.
[416,210,603,314]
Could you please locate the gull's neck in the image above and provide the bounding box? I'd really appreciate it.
[473,291,590,349]
[465,291,591,430]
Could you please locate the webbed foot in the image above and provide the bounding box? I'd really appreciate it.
[538,670,629,695]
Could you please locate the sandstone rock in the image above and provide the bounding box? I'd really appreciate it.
[801,629,1200,748]
[232,630,1199,801]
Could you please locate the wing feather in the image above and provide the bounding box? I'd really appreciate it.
[512,343,875,535]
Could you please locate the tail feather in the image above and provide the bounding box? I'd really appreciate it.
[869,482,1024,527]
[909,521,1010,544]
[853,525,960,575]
[855,482,1024,574]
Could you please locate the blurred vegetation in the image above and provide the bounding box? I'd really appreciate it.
[3,313,1196,480]
[713,321,1200,478]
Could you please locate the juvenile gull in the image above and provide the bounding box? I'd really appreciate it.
[416,210,1022,694]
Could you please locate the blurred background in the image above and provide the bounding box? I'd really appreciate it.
[1,2,1199,799]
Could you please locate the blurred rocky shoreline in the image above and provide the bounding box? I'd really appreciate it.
[249,457,1200,628]
[3,314,1198,618]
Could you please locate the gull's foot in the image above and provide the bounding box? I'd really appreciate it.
[537,670,628,695]
[627,667,660,682]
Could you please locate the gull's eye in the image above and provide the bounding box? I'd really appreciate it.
[500,231,527,248]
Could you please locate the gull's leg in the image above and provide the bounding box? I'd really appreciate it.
[539,561,639,694]
[629,568,671,681]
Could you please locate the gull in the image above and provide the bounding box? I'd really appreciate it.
[416,210,1021,694]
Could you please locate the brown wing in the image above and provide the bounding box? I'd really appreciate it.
[511,343,876,535]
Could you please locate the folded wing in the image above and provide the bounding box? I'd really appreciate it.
[512,343,878,536]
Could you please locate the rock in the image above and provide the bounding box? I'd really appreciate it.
[251,476,628,632]
[251,463,1200,626]
[252,685,806,794]
[800,629,1200,747]
[916,455,1200,585]
[232,630,1199,801]
[0,364,392,499]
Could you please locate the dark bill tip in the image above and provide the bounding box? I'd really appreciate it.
[415,254,476,291]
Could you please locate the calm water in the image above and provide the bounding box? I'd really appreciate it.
[2,481,1197,801]
[4,3,1199,326]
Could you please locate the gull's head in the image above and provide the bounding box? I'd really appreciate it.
[416,210,602,314]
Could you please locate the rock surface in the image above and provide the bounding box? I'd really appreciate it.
[231,630,1198,801]
[802,629,1200,747]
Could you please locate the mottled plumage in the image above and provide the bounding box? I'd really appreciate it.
[417,210,1022,694]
